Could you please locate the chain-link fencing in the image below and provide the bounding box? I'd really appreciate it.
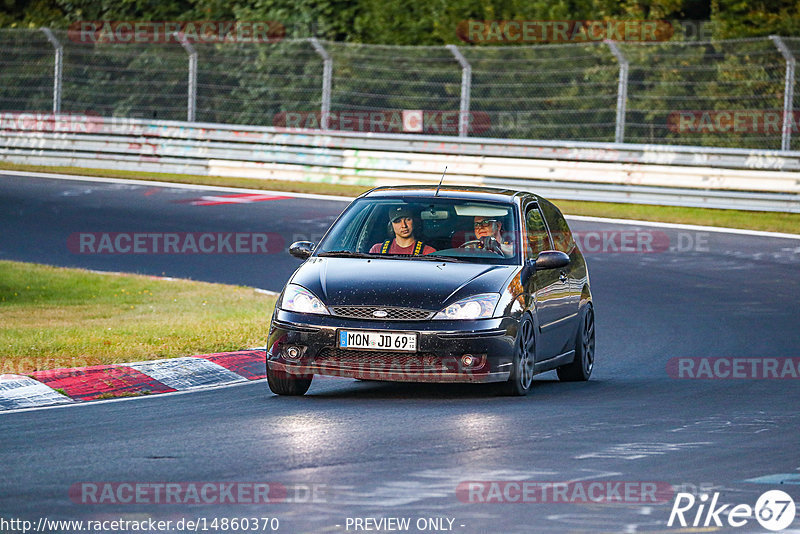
[0,29,797,150]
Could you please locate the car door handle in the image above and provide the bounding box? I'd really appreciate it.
[559,271,568,283]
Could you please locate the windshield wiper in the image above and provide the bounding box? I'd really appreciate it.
[369,252,467,262]
[414,254,467,263]
[319,251,467,263]
[317,251,375,259]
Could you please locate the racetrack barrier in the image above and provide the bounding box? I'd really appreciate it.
[1,115,799,212]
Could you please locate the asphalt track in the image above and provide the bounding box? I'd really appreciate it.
[1,173,800,533]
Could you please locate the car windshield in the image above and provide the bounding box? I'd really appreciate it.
[316,197,520,264]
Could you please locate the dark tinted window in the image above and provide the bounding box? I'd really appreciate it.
[538,199,575,254]
[525,206,550,257]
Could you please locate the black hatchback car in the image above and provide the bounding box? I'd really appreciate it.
[266,186,594,396]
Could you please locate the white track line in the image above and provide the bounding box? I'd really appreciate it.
[0,378,263,415]
[566,215,800,240]
[0,169,355,202]
[2,169,798,240]
[85,268,281,294]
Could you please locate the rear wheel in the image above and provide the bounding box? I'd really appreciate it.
[267,365,312,396]
[500,313,535,396]
[557,304,594,382]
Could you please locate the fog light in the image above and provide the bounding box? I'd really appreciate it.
[462,354,475,367]
[284,346,302,360]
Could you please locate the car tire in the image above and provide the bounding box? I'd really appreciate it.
[500,313,536,396]
[557,304,595,382]
[266,365,313,396]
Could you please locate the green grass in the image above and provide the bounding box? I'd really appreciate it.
[0,261,276,373]
[1,161,798,234]
[94,391,150,399]
[555,199,800,234]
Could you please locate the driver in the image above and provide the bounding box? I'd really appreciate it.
[370,206,436,256]
[472,216,513,256]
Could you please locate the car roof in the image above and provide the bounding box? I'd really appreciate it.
[361,185,537,203]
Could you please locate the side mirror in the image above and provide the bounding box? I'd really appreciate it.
[520,260,535,287]
[535,250,570,271]
[289,241,315,260]
[521,250,570,286]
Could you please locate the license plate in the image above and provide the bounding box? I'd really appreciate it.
[338,330,417,352]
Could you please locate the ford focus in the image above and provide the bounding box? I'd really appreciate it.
[266,186,594,396]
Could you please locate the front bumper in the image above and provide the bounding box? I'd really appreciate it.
[266,310,518,383]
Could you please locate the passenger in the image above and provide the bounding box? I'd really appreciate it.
[370,206,436,255]
[472,216,513,256]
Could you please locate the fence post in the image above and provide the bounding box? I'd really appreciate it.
[40,28,62,114]
[175,32,197,123]
[446,45,472,137]
[606,40,629,144]
[310,38,332,130]
[770,35,796,151]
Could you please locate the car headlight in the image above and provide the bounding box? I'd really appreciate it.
[434,293,500,320]
[280,284,329,315]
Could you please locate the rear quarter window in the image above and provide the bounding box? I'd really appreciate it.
[525,206,550,257]
[539,199,576,254]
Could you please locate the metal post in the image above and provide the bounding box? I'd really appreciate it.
[175,32,197,123]
[446,44,472,137]
[606,40,629,144]
[770,35,796,151]
[40,28,62,114]
[310,38,332,130]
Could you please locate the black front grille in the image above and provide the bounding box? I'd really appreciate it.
[315,348,459,371]
[329,306,434,321]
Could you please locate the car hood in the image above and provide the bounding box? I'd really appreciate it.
[290,257,518,310]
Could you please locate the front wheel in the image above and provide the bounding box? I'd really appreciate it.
[267,364,312,395]
[499,313,535,396]
[557,304,595,382]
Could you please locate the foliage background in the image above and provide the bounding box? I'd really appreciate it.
[0,1,798,149]
[2,0,798,43]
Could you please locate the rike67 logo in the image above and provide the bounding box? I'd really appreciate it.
[668,490,796,531]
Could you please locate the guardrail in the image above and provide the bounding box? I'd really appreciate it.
[1,116,799,212]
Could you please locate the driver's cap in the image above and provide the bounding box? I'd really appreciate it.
[389,206,414,222]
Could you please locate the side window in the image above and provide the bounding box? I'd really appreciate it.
[525,206,549,257]
[539,200,575,254]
